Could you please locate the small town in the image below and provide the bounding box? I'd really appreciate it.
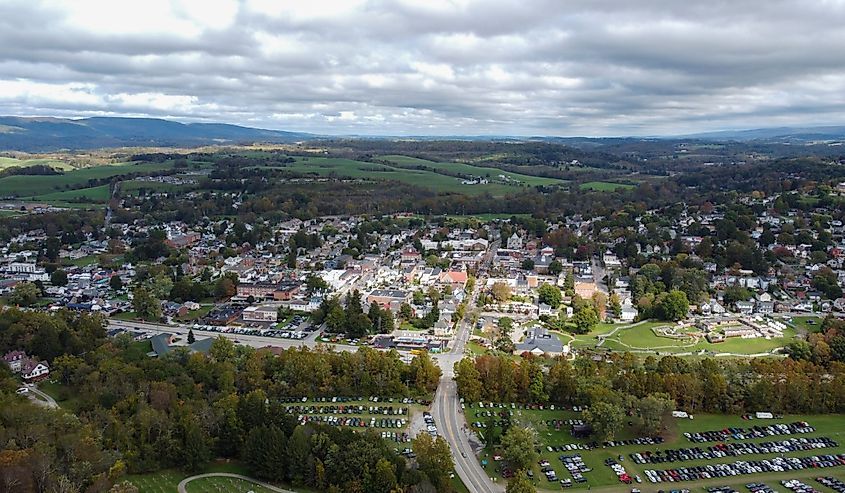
[3,1,845,491]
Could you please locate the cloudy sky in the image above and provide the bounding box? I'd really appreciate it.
[1,0,844,136]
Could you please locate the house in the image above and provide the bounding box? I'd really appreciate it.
[2,350,27,373]
[514,327,566,357]
[507,233,523,250]
[21,359,50,382]
[538,303,554,317]
[735,300,755,315]
[400,247,421,263]
[620,302,638,322]
[755,301,775,314]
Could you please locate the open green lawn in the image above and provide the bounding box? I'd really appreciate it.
[0,161,173,197]
[175,304,215,322]
[789,315,824,333]
[579,181,636,191]
[469,405,845,491]
[113,311,140,321]
[62,255,101,267]
[126,462,298,493]
[588,321,796,356]
[185,477,277,493]
[37,380,81,413]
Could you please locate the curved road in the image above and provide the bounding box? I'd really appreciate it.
[27,384,58,409]
[177,473,295,493]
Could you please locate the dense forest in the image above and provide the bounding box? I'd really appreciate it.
[0,309,449,493]
[455,350,845,418]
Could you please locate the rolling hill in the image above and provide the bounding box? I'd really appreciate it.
[0,116,313,151]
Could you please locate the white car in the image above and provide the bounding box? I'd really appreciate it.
[15,387,28,394]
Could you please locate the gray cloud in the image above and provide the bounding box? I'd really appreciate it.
[0,0,844,136]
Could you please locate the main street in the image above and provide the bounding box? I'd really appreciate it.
[432,240,503,493]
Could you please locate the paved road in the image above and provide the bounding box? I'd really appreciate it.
[432,273,503,493]
[26,384,58,409]
[176,473,295,493]
[591,256,608,294]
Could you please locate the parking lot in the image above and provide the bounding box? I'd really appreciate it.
[277,397,428,443]
[461,404,845,491]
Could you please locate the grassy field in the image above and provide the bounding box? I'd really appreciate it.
[175,304,215,322]
[568,321,798,356]
[381,155,568,187]
[0,156,76,171]
[32,184,111,203]
[126,462,304,493]
[122,179,188,195]
[470,405,845,491]
[185,477,277,493]
[38,380,81,413]
[0,161,173,197]
[579,181,636,191]
[62,255,101,267]
[269,156,562,196]
[789,315,824,333]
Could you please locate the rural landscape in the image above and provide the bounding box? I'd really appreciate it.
[3,1,845,493]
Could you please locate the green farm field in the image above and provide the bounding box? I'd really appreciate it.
[0,156,76,171]
[275,156,561,196]
[0,161,173,197]
[381,154,568,187]
[32,184,111,203]
[468,405,845,492]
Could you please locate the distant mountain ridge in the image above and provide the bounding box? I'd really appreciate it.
[1,115,844,151]
[0,116,313,151]
[680,125,845,142]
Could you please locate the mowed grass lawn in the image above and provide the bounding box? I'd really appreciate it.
[596,322,796,355]
[469,405,845,491]
[579,181,636,191]
[126,462,299,493]
[0,161,173,197]
[789,315,824,333]
[185,477,277,493]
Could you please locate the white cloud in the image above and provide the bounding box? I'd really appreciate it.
[0,0,844,135]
